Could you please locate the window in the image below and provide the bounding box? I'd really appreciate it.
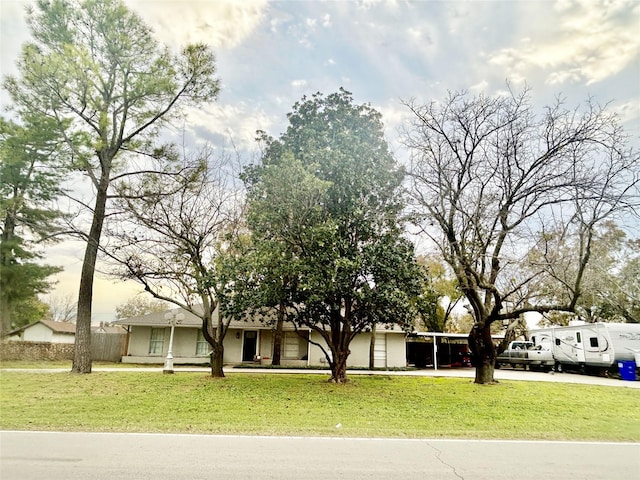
[149,328,165,355]
[576,332,581,343]
[196,330,209,356]
[555,338,561,346]
[284,332,300,359]
[589,337,599,348]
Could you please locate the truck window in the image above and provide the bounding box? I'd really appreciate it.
[590,337,598,348]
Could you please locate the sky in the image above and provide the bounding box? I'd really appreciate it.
[1,0,639,323]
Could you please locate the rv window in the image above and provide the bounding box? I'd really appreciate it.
[555,338,561,346]
[576,332,581,343]
[590,337,598,348]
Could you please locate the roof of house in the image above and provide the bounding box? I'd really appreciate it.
[112,305,276,329]
[6,319,127,337]
[42,319,77,334]
[112,305,405,333]
[7,319,76,336]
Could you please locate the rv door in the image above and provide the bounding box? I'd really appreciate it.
[575,331,586,363]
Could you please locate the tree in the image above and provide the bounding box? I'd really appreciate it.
[115,295,168,321]
[0,116,64,335]
[219,237,294,366]
[404,87,639,384]
[107,152,244,377]
[533,222,639,325]
[613,241,640,323]
[246,90,424,383]
[3,0,219,372]
[45,294,77,323]
[415,256,463,333]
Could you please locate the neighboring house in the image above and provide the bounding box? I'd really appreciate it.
[113,307,407,368]
[6,319,77,344]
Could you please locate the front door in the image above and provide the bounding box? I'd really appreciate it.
[242,331,258,362]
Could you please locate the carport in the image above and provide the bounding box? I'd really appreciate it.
[407,332,503,370]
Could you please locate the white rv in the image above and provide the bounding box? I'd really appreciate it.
[530,323,640,373]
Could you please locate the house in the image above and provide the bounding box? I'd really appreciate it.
[113,306,408,368]
[6,319,77,344]
[5,320,127,344]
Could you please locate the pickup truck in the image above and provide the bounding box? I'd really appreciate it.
[495,341,554,371]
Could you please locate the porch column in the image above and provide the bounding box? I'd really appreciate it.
[433,335,438,371]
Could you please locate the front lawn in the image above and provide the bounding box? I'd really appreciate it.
[1,371,638,441]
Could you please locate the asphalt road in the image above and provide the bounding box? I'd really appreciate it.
[1,431,638,480]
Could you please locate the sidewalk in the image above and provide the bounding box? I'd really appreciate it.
[5,365,636,388]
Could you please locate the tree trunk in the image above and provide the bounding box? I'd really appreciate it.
[474,357,496,384]
[0,300,10,338]
[329,349,350,383]
[210,343,225,378]
[468,324,497,384]
[72,175,109,374]
[271,303,285,366]
[0,215,16,337]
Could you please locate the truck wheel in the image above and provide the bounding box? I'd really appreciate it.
[554,362,563,373]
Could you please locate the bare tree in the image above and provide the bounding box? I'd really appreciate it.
[403,86,639,384]
[115,295,168,321]
[105,150,244,377]
[45,294,77,323]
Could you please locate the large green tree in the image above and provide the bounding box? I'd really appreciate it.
[246,90,424,383]
[404,87,639,384]
[3,0,219,371]
[0,116,64,335]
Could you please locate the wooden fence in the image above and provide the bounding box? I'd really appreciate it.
[0,333,127,362]
[91,332,127,362]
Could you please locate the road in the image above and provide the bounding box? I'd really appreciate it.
[1,431,638,480]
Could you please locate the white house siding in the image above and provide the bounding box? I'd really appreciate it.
[307,331,406,368]
[123,326,257,364]
[124,326,208,364]
[51,332,75,344]
[121,323,406,368]
[223,329,245,363]
[23,323,77,344]
[20,323,54,343]
[385,333,407,368]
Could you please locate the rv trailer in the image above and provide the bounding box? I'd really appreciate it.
[530,323,640,373]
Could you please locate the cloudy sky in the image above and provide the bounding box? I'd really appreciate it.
[1,0,639,322]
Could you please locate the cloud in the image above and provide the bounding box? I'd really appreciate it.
[488,0,640,85]
[184,102,275,151]
[357,0,400,10]
[126,0,268,50]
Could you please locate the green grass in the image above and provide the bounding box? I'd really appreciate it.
[1,371,638,441]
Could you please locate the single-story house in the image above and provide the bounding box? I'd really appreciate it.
[6,319,77,344]
[113,306,407,368]
[5,320,127,344]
